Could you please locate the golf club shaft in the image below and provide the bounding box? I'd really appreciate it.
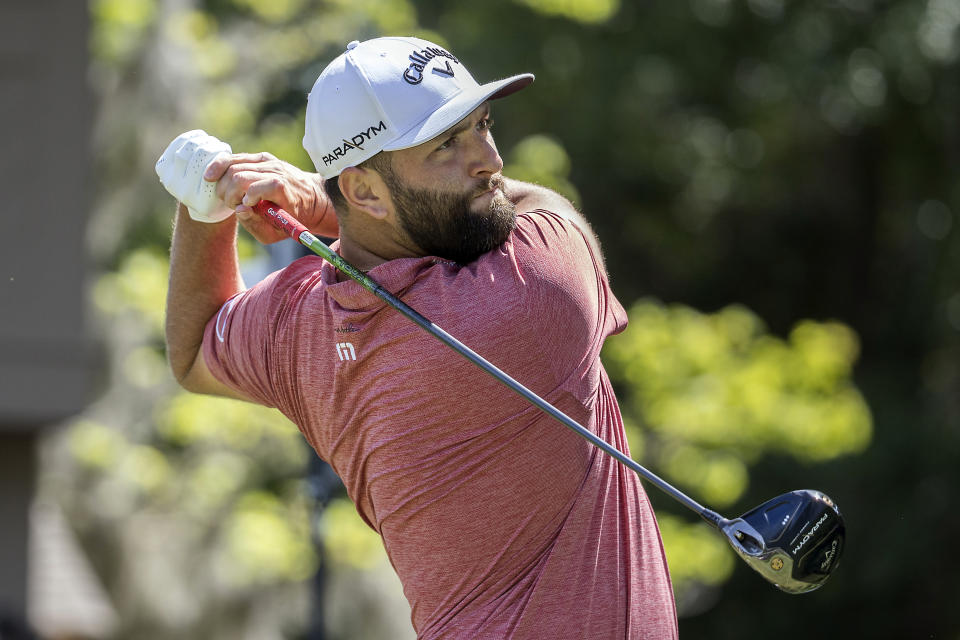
[253,201,725,528]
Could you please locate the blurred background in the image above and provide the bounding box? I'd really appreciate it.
[1,0,958,638]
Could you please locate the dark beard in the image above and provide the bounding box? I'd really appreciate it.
[385,172,517,265]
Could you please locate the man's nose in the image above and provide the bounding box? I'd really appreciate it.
[470,135,503,178]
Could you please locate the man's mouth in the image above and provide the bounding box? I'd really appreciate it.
[474,175,505,199]
[474,187,496,199]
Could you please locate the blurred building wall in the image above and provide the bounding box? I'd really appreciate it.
[0,0,99,630]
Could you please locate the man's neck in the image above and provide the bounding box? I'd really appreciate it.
[335,230,423,281]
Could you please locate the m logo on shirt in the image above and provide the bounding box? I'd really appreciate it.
[336,342,357,361]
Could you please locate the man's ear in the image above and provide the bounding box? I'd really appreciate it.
[338,167,392,220]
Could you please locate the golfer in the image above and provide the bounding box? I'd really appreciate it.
[164,36,678,639]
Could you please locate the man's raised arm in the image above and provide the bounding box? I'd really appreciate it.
[165,204,251,400]
[157,130,335,401]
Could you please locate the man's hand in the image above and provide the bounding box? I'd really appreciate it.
[156,130,235,223]
[204,152,339,243]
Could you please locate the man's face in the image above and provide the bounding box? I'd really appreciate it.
[381,104,517,265]
[381,169,516,265]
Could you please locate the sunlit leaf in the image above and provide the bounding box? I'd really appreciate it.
[505,135,581,205]
[92,249,169,334]
[658,514,735,588]
[604,299,874,502]
[68,420,128,470]
[90,0,156,63]
[229,0,310,23]
[511,0,621,24]
[222,491,317,584]
[117,445,172,496]
[322,498,387,571]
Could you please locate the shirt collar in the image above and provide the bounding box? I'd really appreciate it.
[320,240,458,310]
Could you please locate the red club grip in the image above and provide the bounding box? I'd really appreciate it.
[253,200,309,239]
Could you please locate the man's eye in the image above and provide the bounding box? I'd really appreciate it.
[478,117,494,131]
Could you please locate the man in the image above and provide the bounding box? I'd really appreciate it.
[163,36,678,638]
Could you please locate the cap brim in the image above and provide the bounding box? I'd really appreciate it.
[383,73,534,152]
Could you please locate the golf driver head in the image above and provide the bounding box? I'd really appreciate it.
[720,489,844,594]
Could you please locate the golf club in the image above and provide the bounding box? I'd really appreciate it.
[252,200,845,594]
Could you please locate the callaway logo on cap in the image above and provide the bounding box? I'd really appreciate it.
[302,36,534,179]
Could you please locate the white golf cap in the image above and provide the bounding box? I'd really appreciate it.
[303,36,534,178]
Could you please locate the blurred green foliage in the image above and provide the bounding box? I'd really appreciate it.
[55,0,960,637]
[321,499,388,571]
[223,492,317,584]
[92,249,169,333]
[514,0,620,23]
[503,135,582,205]
[607,301,871,472]
[90,0,157,63]
[658,513,735,589]
[604,300,870,596]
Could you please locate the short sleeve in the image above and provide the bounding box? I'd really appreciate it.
[201,268,289,409]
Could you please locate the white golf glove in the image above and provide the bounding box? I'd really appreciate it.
[155,130,234,223]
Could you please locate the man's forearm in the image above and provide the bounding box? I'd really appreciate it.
[166,203,245,384]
